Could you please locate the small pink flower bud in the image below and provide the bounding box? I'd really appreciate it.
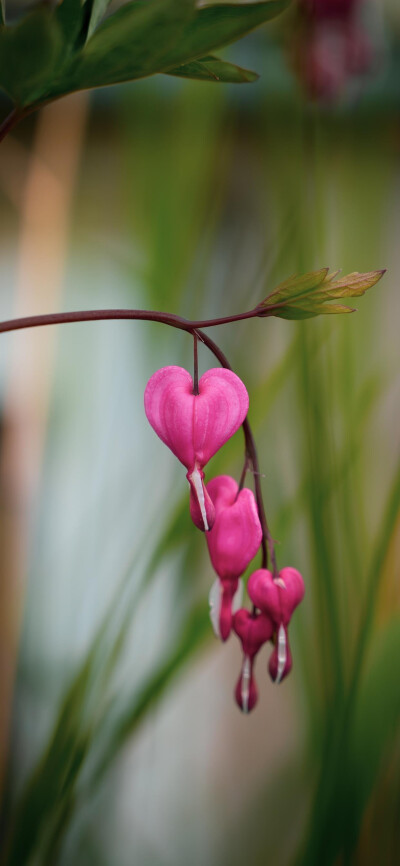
[233,608,274,657]
[233,609,274,713]
[205,475,262,640]
[248,567,305,625]
[248,567,305,684]
[144,366,249,531]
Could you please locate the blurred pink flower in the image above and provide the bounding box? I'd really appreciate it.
[292,0,373,101]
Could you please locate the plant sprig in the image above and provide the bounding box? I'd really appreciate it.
[257,268,385,320]
[0,0,290,141]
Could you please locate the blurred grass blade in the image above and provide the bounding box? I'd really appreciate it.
[349,458,400,697]
[87,604,211,789]
[2,489,196,864]
[344,618,400,858]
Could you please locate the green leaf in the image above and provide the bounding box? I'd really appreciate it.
[59,0,196,92]
[166,54,259,84]
[0,10,64,105]
[158,0,290,68]
[53,0,287,97]
[0,1,4,28]
[262,268,330,305]
[276,302,355,320]
[55,0,83,49]
[259,268,385,320]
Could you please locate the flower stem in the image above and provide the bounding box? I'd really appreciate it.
[192,331,199,395]
[0,305,278,570]
[0,304,279,336]
[0,108,26,144]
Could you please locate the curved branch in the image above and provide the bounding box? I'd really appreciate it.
[0,304,277,569]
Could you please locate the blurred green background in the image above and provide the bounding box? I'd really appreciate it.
[0,3,399,864]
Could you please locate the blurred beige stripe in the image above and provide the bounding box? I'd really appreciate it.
[0,93,88,798]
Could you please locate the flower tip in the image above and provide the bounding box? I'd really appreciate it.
[209,579,243,642]
[235,658,258,713]
[268,626,293,684]
[187,466,215,532]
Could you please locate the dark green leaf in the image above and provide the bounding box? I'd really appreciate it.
[53,0,287,96]
[58,0,196,92]
[167,54,259,83]
[0,10,64,105]
[0,1,4,28]
[55,0,84,49]
[158,0,290,69]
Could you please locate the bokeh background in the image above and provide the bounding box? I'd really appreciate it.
[0,1,400,864]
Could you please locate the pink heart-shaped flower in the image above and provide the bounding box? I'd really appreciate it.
[206,476,262,579]
[233,609,273,714]
[144,366,249,470]
[233,608,274,658]
[248,567,305,626]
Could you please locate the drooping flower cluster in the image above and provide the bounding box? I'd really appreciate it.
[144,365,305,713]
[290,0,374,102]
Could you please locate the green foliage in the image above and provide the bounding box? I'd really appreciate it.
[167,55,259,84]
[0,9,64,105]
[55,0,84,51]
[2,70,398,866]
[0,0,289,110]
[2,493,209,864]
[86,0,114,42]
[259,268,386,319]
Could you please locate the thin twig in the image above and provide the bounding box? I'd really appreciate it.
[0,307,278,571]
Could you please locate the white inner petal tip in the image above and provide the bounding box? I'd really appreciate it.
[233,578,244,613]
[190,467,209,531]
[241,655,251,713]
[208,579,222,639]
[275,624,286,685]
[275,577,286,589]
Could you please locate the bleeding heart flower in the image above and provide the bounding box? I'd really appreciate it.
[233,609,274,713]
[248,567,305,683]
[206,475,262,641]
[144,366,249,531]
